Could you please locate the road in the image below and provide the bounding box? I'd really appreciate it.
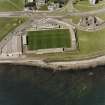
[0,6,105,18]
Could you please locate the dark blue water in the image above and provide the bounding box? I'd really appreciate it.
[0,64,105,105]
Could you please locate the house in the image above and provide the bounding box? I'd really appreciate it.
[27,0,33,2]
[48,2,59,11]
[25,0,45,10]
[25,0,36,10]
[89,0,97,5]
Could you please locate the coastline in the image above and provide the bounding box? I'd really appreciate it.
[0,55,105,71]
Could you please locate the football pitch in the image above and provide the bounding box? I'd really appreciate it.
[27,29,71,50]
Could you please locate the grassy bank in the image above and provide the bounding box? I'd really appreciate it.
[70,16,81,24]
[0,0,24,11]
[73,0,105,12]
[38,5,48,11]
[0,17,26,41]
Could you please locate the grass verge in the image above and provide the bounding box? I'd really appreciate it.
[0,17,26,41]
[0,0,24,11]
[73,0,105,12]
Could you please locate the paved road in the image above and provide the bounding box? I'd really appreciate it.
[0,6,105,18]
[0,11,24,17]
[67,8,105,16]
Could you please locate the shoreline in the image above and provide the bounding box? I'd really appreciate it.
[0,55,105,71]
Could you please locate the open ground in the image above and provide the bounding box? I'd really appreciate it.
[0,17,25,41]
[73,0,105,12]
[0,0,24,11]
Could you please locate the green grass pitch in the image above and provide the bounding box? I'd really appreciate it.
[27,29,71,50]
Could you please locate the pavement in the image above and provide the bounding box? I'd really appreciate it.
[0,6,105,18]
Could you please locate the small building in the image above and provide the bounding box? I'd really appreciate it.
[48,2,59,11]
[36,0,45,9]
[22,35,27,45]
[25,0,37,10]
[36,0,45,5]
[48,5,54,11]
[27,0,33,2]
[89,0,96,5]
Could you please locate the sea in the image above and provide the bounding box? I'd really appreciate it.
[0,63,105,105]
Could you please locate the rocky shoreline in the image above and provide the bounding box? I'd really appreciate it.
[0,55,105,71]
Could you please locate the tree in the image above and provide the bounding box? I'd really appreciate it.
[25,0,27,6]
[33,0,37,10]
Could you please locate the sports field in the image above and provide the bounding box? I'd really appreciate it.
[27,29,71,50]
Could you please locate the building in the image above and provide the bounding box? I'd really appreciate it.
[48,3,59,11]
[36,0,45,9]
[27,0,33,2]
[36,0,45,5]
[22,35,27,45]
[25,0,46,10]
[89,0,96,5]
[25,0,36,10]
